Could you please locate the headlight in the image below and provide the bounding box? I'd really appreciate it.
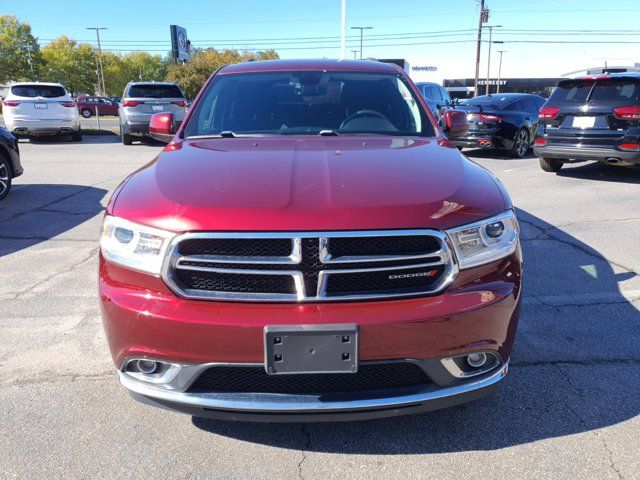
[445,210,519,269]
[100,216,175,275]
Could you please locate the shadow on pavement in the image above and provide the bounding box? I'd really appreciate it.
[24,135,121,145]
[0,184,107,257]
[462,147,537,160]
[192,208,639,453]
[556,162,640,185]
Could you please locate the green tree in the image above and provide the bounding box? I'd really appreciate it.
[41,36,97,95]
[165,48,279,99]
[0,15,41,83]
[103,51,168,97]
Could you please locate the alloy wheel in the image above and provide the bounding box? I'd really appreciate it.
[0,162,9,197]
[515,130,529,157]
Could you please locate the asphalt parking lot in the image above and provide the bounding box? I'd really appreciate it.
[1,135,639,479]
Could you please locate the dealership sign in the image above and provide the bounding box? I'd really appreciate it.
[412,66,438,72]
[478,80,507,86]
[170,25,190,62]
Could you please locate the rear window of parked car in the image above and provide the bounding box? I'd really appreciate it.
[11,85,66,98]
[126,84,184,99]
[549,79,640,103]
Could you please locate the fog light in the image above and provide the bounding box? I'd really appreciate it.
[137,359,158,374]
[467,352,487,368]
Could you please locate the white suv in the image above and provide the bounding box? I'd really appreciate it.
[3,82,81,141]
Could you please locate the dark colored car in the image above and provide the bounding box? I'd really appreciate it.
[534,73,640,172]
[415,82,452,118]
[451,93,546,158]
[0,127,23,200]
[76,96,120,118]
[99,59,521,422]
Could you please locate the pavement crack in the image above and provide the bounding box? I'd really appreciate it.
[297,424,312,480]
[8,246,99,298]
[553,364,624,480]
[518,217,639,276]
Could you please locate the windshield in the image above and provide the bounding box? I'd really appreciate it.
[127,84,184,99]
[11,85,66,98]
[184,71,434,137]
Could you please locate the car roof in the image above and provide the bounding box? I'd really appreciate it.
[126,81,179,86]
[11,81,65,87]
[565,72,640,81]
[219,59,401,75]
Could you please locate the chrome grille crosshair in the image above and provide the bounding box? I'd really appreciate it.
[162,230,458,302]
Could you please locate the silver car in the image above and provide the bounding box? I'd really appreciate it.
[118,82,188,145]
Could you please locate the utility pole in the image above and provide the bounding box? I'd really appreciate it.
[496,50,506,93]
[473,0,487,98]
[484,25,502,95]
[351,50,358,59]
[351,26,373,60]
[87,27,107,95]
[341,0,347,59]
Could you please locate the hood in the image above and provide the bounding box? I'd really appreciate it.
[110,136,507,232]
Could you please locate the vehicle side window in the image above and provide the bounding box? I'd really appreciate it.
[439,87,450,104]
[505,100,524,111]
[522,97,538,113]
[424,85,437,101]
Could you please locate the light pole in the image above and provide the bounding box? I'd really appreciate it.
[483,25,502,95]
[351,50,358,59]
[350,26,372,60]
[496,50,507,94]
[86,27,107,95]
[341,0,347,59]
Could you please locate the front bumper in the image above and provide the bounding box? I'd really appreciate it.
[100,250,521,420]
[121,361,508,422]
[534,143,640,165]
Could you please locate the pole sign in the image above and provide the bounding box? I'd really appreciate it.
[170,25,190,62]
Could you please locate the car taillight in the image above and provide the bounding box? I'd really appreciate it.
[613,106,640,120]
[539,106,560,119]
[534,138,547,146]
[59,101,76,107]
[122,101,141,107]
[3,101,20,107]
[477,114,501,123]
[172,101,188,107]
[619,142,640,151]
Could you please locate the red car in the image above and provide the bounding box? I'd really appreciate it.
[100,59,522,422]
[76,96,119,118]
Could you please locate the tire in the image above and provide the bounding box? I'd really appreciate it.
[120,126,133,145]
[81,108,92,118]
[71,128,82,142]
[539,157,564,172]
[510,129,530,158]
[0,154,12,201]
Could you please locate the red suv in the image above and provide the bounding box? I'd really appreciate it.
[100,59,522,422]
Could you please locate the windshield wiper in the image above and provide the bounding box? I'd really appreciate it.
[318,129,340,136]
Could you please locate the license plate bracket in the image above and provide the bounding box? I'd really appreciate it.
[264,324,358,375]
[573,116,595,128]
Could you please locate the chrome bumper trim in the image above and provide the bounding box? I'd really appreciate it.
[119,361,508,413]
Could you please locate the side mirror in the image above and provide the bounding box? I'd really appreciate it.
[442,109,468,137]
[149,112,175,143]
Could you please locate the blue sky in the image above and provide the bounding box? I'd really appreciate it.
[4,0,640,80]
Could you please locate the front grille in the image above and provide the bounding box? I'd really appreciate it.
[188,363,431,394]
[178,238,293,257]
[164,230,455,302]
[326,265,446,296]
[329,235,440,258]
[174,269,295,294]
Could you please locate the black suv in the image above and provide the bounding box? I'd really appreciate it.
[534,73,640,172]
